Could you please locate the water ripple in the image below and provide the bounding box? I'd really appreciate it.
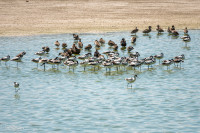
[0,30,200,132]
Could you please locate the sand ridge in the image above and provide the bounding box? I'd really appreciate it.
[0,0,200,36]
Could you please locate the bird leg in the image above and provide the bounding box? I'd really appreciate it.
[127,83,129,87]
[41,63,46,71]
[44,63,46,71]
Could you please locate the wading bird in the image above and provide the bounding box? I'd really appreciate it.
[125,75,137,88]
[14,82,20,92]
[0,55,10,66]
[131,27,139,35]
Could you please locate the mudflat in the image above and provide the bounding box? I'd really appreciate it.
[0,0,200,36]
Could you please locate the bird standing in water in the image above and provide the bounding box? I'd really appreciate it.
[0,55,10,66]
[125,75,137,88]
[14,82,20,92]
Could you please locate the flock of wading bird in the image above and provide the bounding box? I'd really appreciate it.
[1,25,191,88]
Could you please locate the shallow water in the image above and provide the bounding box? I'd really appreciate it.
[0,30,200,132]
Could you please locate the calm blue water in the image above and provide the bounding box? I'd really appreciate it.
[0,30,200,132]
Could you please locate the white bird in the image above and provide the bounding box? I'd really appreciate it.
[154,53,164,64]
[0,55,10,66]
[11,56,22,68]
[112,60,121,71]
[39,58,48,71]
[130,52,140,58]
[78,53,91,59]
[129,61,141,70]
[125,75,137,88]
[102,61,113,73]
[154,53,164,59]
[53,58,62,70]
[39,58,48,64]
[68,56,77,61]
[14,82,20,92]
[181,34,191,41]
[88,61,100,71]
[144,59,155,70]
[35,51,45,56]
[31,57,42,68]
[102,51,114,54]
[175,54,185,60]
[66,61,78,72]
[162,59,173,70]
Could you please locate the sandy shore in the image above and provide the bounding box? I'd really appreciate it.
[0,0,200,36]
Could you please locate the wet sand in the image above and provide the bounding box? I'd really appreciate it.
[0,0,200,36]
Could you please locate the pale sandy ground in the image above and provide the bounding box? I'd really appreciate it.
[0,0,200,36]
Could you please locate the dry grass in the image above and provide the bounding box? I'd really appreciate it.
[0,0,200,36]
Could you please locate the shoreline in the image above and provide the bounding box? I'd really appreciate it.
[1,28,200,38]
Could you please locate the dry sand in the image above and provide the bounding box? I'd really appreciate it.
[0,0,200,36]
